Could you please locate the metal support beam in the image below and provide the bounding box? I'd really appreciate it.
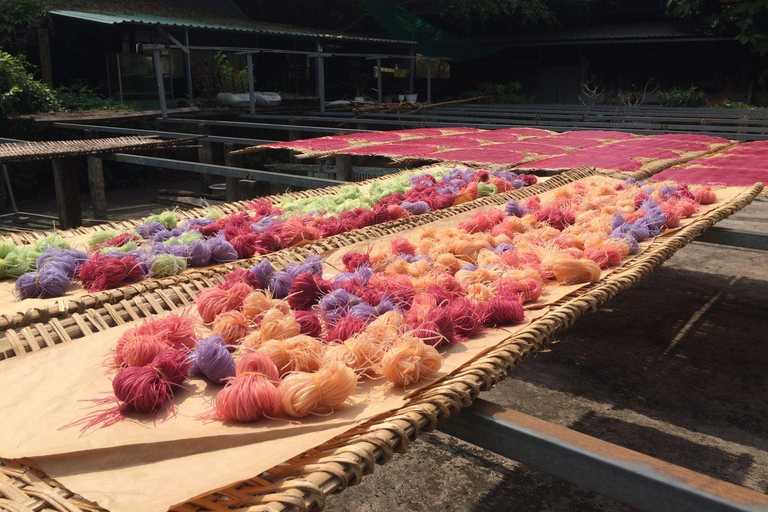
[101,153,344,188]
[408,45,414,94]
[247,53,256,116]
[426,60,432,105]
[438,399,768,512]
[695,226,768,251]
[316,42,326,113]
[184,29,193,99]
[224,143,240,202]
[164,118,371,134]
[376,58,383,103]
[158,28,189,54]
[53,122,274,147]
[152,49,168,118]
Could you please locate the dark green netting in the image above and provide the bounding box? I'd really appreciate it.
[363,0,502,62]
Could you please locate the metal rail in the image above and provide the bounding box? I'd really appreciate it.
[241,113,768,139]
[438,399,768,512]
[162,118,372,135]
[52,123,274,146]
[99,153,344,188]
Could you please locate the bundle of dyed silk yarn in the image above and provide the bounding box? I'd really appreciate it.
[76,177,715,431]
[11,166,540,300]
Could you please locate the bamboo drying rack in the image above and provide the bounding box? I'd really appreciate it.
[0,181,761,512]
[0,163,423,246]
[0,167,599,359]
[0,136,199,164]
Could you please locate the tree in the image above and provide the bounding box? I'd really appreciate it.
[0,0,59,50]
[667,0,768,56]
[0,49,60,115]
[234,0,559,38]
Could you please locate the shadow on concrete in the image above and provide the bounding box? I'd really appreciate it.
[511,266,768,450]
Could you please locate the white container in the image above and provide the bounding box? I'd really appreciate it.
[405,93,418,103]
[354,96,366,102]
[397,94,405,102]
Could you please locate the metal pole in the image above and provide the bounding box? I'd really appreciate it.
[427,59,432,104]
[152,49,168,118]
[247,53,256,115]
[185,29,193,99]
[106,55,112,99]
[376,58,382,103]
[2,165,19,214]
[117,54,124,103]
[408,46,415,94]
[317,51,326,113]
[439,399,768,512]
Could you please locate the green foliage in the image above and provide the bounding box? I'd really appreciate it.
[667,0,768,56]
[56,85,135,111]
[0,49,60,115]
[657,85,706,107]
[216,53,248,94]
[192,52,249,97]
[713,100,756,109]
[433,0,555,35]
[0,0,58,48]
[465,81,535,104]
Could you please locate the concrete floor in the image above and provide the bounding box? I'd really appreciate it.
[326,196,768,511]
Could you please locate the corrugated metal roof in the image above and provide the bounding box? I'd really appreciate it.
[496,21,716,46]
[50,10,411,44]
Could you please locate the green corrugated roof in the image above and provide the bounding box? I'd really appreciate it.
[50,10,411,44]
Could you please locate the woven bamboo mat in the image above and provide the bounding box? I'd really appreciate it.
[233,128,487,159]
[634,140,768,187]
[0,136,199,164]
[0,167,597,360]
[0,180,760,512]
[336,130,632,165]
[252,128,561,161]
[519,134,733,176]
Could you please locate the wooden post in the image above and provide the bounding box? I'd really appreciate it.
[52,158,82,229]
[224,143,240,203]
[335,155,352,182]
[87,157,108,220]
[236,179,265,200]
[84,129,107,220]
[38,29,53,85]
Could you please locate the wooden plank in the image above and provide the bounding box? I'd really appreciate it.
[86,157,107,220]
[51,158,82,229]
